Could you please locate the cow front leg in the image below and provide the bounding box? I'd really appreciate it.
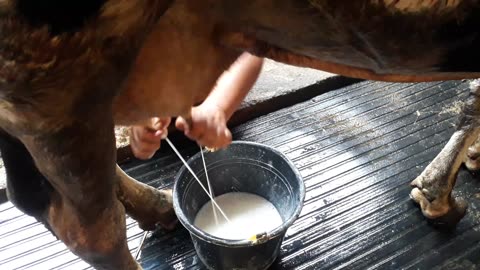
[20,112,140,270]
[116,165,177,231]
[410,80,480,226]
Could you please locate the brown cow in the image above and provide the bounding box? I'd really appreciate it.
[1,0,480,269]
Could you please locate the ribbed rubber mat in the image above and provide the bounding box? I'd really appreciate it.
[1,80,480,270]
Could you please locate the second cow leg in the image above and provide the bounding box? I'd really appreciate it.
[116,166,177,231]
[411,80,480,225]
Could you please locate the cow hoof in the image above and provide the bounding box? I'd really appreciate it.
[427,198,467,229]
[138,211,178,231]
[465,146,480,171]
[410,186,467,228]
[138,189,178,231]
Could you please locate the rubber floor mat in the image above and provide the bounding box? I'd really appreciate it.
[1,80,480,270]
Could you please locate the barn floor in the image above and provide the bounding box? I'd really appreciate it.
[1,80,480,270]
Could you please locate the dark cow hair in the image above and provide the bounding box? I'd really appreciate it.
[15,0,106,34]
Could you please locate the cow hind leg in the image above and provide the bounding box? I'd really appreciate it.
[0,132,140,269]
[410,79,480,226]
[15,109,143,269]
[45,192,141,270]
[0,130,52,227]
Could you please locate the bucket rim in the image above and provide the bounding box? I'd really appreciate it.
[172,140,306,248]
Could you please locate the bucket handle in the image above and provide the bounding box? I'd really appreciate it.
[248,232,269,245]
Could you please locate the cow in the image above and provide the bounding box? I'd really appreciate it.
[1,0,480,269]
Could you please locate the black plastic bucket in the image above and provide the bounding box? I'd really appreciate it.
[173,141,305,270]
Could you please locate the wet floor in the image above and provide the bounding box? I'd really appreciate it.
[1,80,480,269]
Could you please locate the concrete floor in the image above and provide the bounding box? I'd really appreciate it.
[242,59,334,108]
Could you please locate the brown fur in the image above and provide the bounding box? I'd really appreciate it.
[0,1,179,269]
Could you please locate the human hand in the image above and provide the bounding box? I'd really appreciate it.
[175,104,232,149]
[129,117,171,160]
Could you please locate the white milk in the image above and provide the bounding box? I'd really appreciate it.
[194,192,283,240]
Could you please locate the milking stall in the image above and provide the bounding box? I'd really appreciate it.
[1,59,480,270]
[3,0,480,269]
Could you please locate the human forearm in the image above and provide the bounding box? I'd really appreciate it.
[202,52,264,120]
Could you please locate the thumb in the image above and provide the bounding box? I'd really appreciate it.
[175,117,190,133]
